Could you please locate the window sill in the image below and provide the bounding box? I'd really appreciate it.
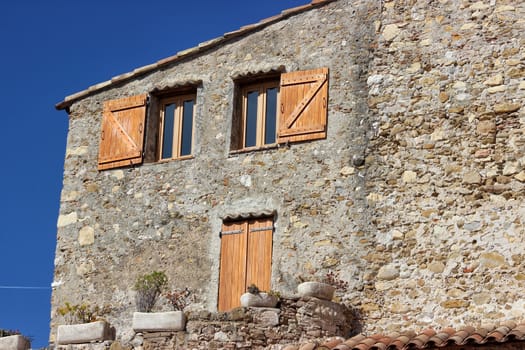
[156,155,194,163]
[229,143,281,155]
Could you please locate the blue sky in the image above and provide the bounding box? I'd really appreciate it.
[0,1,309,347]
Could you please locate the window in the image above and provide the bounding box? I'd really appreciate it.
[241,80,279,149]
[218,217,274,311]
[97,89,197,170]
[158,94,195,160]
[231,68,329,152]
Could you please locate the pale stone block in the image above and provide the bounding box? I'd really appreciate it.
[515,171,525,182]
[494,102,520,113]
[66,146,88,157]
[480,252,507,268]
[463,171,482,184]
[78,226,95,246]
[253,309,280,327]
[366,192,384,202]
[460,22,477,30]
[487,85,506,93]
[0,335,30,350]
[57,212,78,227]
[470,1,490,10]
[428,261,445,273]
[377,264,399,281]
[495,5,515,12]
[57,321,112,345]
[132,311,186,332]
[406,62,421,73]
[382,24,400,41]
[483,74,503,86]
[213,331,229,342]
[402,170,417,183]
[340,166,355,176]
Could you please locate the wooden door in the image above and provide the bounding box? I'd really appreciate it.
[218,218,273,311]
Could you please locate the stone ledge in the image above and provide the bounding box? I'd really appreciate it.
[0,335,30,350]
[132,311,186,332]
[57,321,113,345]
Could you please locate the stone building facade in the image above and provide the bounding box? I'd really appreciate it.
[53,0,524,346]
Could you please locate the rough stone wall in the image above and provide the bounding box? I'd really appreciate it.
[52,0,525,346]
[52,0,374,343]
[362,0,525,334]
[53,296,352,350]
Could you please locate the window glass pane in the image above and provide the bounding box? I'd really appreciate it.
[264,87,277,145]
[180,99,194,156]
[161,103,176,159]
[245,91,258,148]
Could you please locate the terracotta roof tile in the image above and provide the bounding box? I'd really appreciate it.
[283,346,300,350]
[287,322,525,350]
[333,345,351,350]
[388,334,413,350]
[427,328,455,347]
[321,337,345,348]
[55,0,337,110]
[508,324,525,340]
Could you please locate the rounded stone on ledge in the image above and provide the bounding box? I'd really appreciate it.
[240,292,279,308]
[297,282,335,301]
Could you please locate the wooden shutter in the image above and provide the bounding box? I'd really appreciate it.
[98,94,147,170]
[218,221,248,311]
[277,68,328,143]
[218,218,273,311]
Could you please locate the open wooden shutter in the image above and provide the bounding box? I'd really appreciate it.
[218,218,273,311]
[277,68,328,143]
[98,94,147,170]
[218,221,248,311]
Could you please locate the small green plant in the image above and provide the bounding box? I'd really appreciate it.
[267,290,281,299]
[134,271,168,312]
[165,288,193,311]
[57,302,111,324]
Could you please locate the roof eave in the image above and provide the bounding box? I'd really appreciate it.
[55,0,338,111]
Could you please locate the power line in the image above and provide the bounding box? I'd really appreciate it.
[0,286,50,290]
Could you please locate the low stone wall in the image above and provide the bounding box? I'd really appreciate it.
[54,296,353,350]
[136,296,353,350]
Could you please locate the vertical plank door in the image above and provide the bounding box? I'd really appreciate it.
[218,218,273,311]
[218,221,248,311]
[245,218,273,292]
